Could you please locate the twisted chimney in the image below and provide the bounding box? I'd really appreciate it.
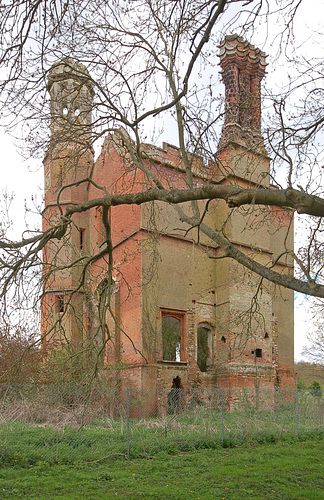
[218,35,267,153]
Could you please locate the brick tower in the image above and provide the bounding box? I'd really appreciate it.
[214,35,294,389]
[41,58,94,348]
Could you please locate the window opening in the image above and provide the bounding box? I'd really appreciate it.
[221,336,226,343]
[161,311,184,362]
[264,332,269,339]
[57,295,64,314]
[197,325,212,372]
[79,228,85,250]
[255,348,262,358]
[58,165,63,187]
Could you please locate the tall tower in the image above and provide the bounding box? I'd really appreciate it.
[214,35,294,388]
[41,58,94,349]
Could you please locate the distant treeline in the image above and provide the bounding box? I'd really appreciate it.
[295,362,324,388]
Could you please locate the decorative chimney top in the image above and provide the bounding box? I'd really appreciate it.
[218,34,267,153]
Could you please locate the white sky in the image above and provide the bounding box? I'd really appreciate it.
[0,132,41,237]
[1,0,323,361]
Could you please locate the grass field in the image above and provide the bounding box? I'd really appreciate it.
[0,387,323,498]
[0,436,323,499]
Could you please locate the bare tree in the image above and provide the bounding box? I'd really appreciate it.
[0,0,323,368]
[302,301,324,365]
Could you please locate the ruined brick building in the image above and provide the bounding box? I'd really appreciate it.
[42,35,295,398]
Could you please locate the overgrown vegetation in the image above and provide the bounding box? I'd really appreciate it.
[0,386,322,466]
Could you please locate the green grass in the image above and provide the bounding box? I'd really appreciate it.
[0,437,323,499]
[0,390,322,498]
[0,395,323,467]
[0,420,322,468]
[0,423,128,467]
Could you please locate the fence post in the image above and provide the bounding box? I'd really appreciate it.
[221,388,224,448]
[127,388,130,459]
[296,387,299,438]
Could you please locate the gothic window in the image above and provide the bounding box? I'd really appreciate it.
[197,324,213,372]
[161,310,185,362]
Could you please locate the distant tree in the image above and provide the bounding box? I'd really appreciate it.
[308,380,322,396]
[295,361,324,388]
[302,303,324,365]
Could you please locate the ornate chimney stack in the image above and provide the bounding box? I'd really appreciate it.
[218,35,267,152]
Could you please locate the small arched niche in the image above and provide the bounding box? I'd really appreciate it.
[197,324,213,372]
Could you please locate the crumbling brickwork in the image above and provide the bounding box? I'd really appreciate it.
[41,36,295,409]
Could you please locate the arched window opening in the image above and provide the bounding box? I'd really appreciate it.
[162,311,185,362]
[197,325,213,372]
